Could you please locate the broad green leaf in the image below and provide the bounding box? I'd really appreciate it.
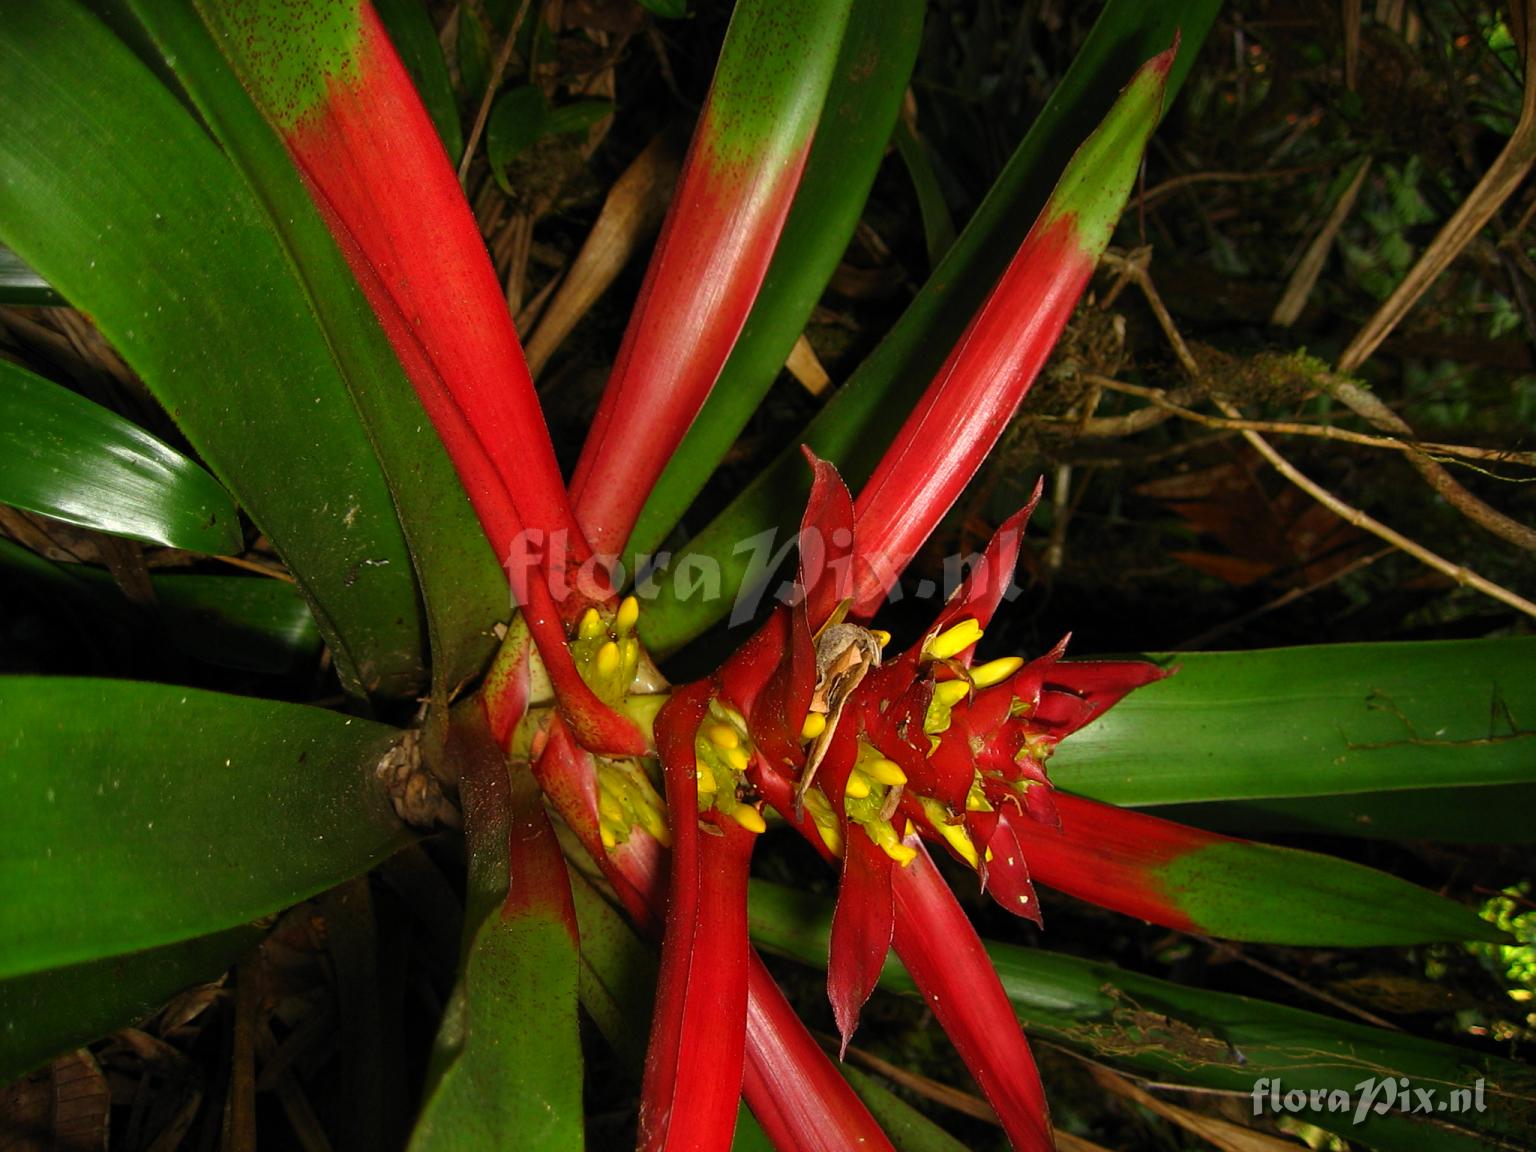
[1050,639,1536,805]
[638,0,1223,653]
[411,713,583,1151]
[0,244,59,306]
[0,359,240,555]
[625,0,924,561]
[748,880,1536,1152]
[0,677,410,980]
[126,0,506,699]
[0,2,428,697]
[376,0,463,161]
[0,539,320,674]
[1148,783,1536,843]
[0,926,258,1082]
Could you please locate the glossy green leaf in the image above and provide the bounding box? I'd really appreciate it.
[0,359,241,555]
[376,0,463,161]
[0,2,428,697]
[0,244,59,306]
[1148,783,1536,843]
[638,0,1223,653]
[0,539,320,674]
[0,926,258,1082]
[411,712,583,1151]
[626,0,924,561]
[892,119,957,270]
[0,677,410,980]
[748,880,1536,1152]
[1050,639,1536,806]
[126,0,507,698]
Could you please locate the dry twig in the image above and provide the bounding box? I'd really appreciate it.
[1102,249,1536,622]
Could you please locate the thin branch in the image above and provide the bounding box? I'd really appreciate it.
[1217,398,1536,621]
[1132,164,1327,209]
[1075,372,1536,468]
[1105,250,1536,622]
[1327,378,1536,552]
[1193,934,1402,1031]
[457,0,535,186]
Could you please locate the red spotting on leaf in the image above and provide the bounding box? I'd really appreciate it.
[742,952,898,1152]
[281,4,606,618]
[891,843,1054,1152]
[828,830,895,1056]
[1005,792,1207,933]
[851,216,1096,616]
[639,682,756,1152]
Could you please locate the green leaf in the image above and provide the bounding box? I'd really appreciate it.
[0,244,59,306]
[1049,639,1536,805]
[0,677,410,980]
[748,880,1536,1152]
[1148,783,1536,843]
[0,539,320,674]
[457,3,491,107]
[625,0,924,560]
[125,0,507,699]
[892,118,957,271]
[637,0,1223,653]
[410,712,583,1151]
[635,0,688,18]
[0,926,258,1083]
[0,1,429,697]
[376,0,463,161]
[840,1066,970,1152]
[568,869,655,1073]
[0,359,241,555]
[486,86,551,193]
[547,100,613,137]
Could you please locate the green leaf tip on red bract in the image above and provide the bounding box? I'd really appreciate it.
[570,0,856,558]
[1015,793,1508,947]
[849,41,1174,613]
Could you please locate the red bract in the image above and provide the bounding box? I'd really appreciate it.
[220,6,1179,1147]
[630,47,1177,1148]
[722,455,1163,1150]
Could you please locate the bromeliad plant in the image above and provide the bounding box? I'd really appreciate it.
[1,2,1533,1150]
